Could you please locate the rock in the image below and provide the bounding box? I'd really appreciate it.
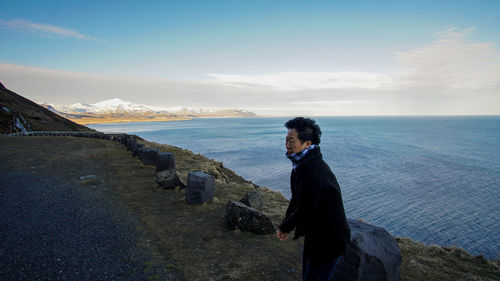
[137,147,159,166]
[225,200,275,235]
[156,152,175,172]
[120,134,129,145]
[239,190,263,209]
[155,169,184,189]
[334,219,402,281]
[126,138,137,151]
[185,171,214,204]
[79,175,97,180]
[132,143,144,157]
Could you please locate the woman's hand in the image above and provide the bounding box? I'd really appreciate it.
[277,228,289,241]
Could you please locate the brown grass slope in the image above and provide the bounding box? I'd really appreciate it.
[0,83,91,133]
[0,136,498,280]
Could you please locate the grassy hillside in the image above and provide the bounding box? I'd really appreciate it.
[0,83,91,134]
[1,135,498,280]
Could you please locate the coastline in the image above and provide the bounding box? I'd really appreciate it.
[87,116,500,260]
[0,134,498,280]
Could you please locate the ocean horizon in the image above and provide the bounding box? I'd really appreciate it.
[89,116,500,259]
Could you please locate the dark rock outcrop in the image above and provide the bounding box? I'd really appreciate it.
[335,219,402,281]
[225,200,275,235]
[155,169,184,189]
[239,190,263,210]
[0,84,90,134]
[185,171,214,204]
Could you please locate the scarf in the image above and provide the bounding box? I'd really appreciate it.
[286,144,317,170]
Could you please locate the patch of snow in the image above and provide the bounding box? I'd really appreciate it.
[14,116,27,134]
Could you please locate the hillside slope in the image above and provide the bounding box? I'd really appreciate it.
[0,83,91,134]
[0,135,498,280]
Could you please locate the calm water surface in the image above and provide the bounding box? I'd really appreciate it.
[89,116,500,259]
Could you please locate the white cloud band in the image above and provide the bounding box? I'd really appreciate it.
[207,27,500,92]
[206,72,397,91]
[0,18,100,41]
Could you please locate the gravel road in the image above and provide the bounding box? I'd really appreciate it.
[0,171,178,281]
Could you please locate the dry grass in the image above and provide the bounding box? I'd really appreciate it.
[398,237,499,281]
[1,135,498,280]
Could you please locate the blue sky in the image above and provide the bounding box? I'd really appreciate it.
[1,0,499,115]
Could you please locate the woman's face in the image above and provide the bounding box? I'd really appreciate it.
[286,128,311,155]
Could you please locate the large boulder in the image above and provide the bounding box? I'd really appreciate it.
[155,169,184,189]
[334,219,402,281]
[225,200,275,235]
[185,171,214,204]
[239,190,263,210]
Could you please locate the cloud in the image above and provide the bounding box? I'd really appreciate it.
[395,26,500,90]
[0,18,101,41]
[0,62,260,108]
[206,72,396,91]
[207,27,500,92]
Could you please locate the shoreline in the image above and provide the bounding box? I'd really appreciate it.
[82,123,500,260]
[0,135,498,280]
[135,136,499,262]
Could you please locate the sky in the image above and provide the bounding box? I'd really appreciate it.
[1,0,499,116]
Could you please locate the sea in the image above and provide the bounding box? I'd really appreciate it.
[89,116,500,259]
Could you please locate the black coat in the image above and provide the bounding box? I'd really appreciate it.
[279,146,351,262]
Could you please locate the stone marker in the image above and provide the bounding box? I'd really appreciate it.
[225,200,275,234]
[155,169,184,189]
[120,134,129,145]
[126,138,137,151]
[132,143,145,157]
[239,190,263,210]
[185,171,214,204]
[334,219,402,281]
[156,152,175,172]
[138,147,159,166]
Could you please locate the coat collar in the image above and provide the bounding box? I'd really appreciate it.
[287,145,322,170]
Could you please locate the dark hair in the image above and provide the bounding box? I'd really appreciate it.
[284,117,322,145]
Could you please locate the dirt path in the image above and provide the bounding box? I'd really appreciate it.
[0,171,178,280]
[0,136,181,280]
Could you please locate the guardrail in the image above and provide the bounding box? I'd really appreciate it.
[7,131,95,136]
[3,131,127,141]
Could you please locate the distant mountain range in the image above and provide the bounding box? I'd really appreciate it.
[39,98,257,125]
[44,98,183,114]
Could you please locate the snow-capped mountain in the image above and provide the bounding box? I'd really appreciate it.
[50,98,174,114]
[38,98,257,124]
